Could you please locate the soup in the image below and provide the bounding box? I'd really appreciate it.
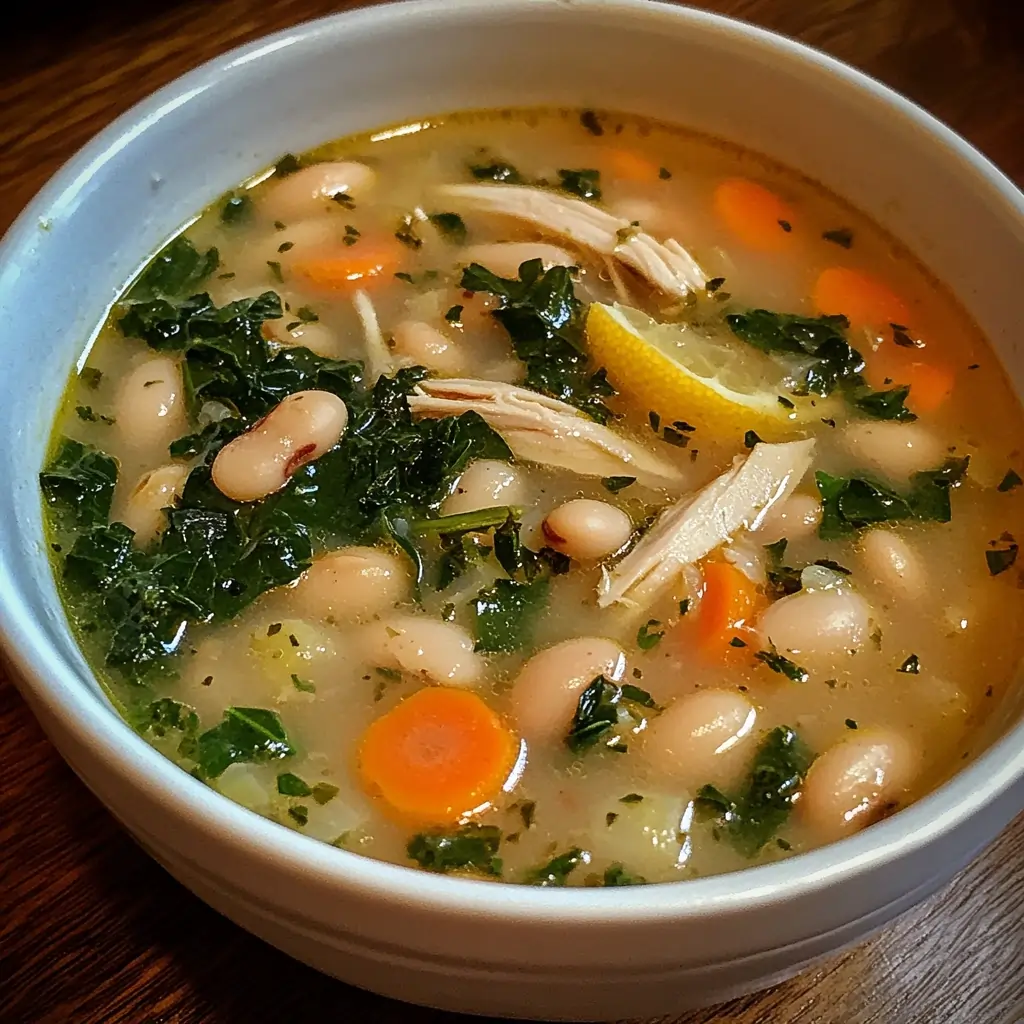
[40,107,1024,886]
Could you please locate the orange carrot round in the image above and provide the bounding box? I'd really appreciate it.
[867,348,955,413]
[607,150,661,183]
[357,686,518,825]
[813,267,909,331]
[292,240,401,293]
[691,561,764,658]
[713,178,798,250]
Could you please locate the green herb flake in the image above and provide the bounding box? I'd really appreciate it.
[343,224,361,247]
[277,241,295,254]
[330,192,356,210]
[851,383,916,422]
[266,260,284,283]
[469,161,522,184]
[566,677,657,755]
[679,598,690,616]
[822,227,854,249]
[845,718,858,730]
[601,475,635,493]
[579,110,603,135]
[407,824,503,876]
[526,847,586,886]
[312,782,339,805]
[395,215,422,249]
[744,429,763,449]
[898,654,921,674]
[221,194,253,225]
[619,793,644,804]
[998,470,1023,493]
[277,772,312,797]
[558,168,602,202]
[636,619,665,650]
[444,304,464,325]
[80,367,104,389]
[290,673,316,693]
[658,167,672,180]
[428,211,468,245]
[986,543,1019,576]
[288,805,309,826]
[274,153,302,177]
[519,800,537,830]
[729,636,748,648]
[605,811,619,826]
[603,863,646,886]
[755,645,809,683]
[472,577,549,653]
[74,405,115,425]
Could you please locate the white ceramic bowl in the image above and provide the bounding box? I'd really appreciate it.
[3,1,1024,1019]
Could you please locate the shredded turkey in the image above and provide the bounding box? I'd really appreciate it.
[407,378,686,487]
[352,288,394,384]
[598,439,816,609]
[437,183,706,298]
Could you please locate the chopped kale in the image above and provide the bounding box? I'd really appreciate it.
[526,847,585,886]
[277,772,312,797]
[998,469,1023,493]
[39,438,118,530]
[428,212,468,245]
[850,383,916,422]
[764,539,802,599]
[816,458,969,539]
[558,168,601,202]
[445,304,464,325]
[636,619,665,650]
[695,726,813,856]
[472,577,550,653]
[755,644,809,683]
[125,235,219,303]
[288,805,309,826]
[986,544,1018,576]
[566,676,657,755]
[460,260,615,423]
[195,707,294,779]
[407,824,503,876]
[603,863,646,886]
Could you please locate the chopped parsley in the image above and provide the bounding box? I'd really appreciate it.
[603,863,646,886]
[636,619,665,650]
[291,673,316,693]
[428,211,468,245]
[444,304,464,325]
[566,676,658,755]
[755,644,809,683]
[277,772,312,797]
[526,847,586,886]
[407,825,503,876]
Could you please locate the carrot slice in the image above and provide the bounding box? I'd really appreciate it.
[713,178,798,250]
[607,150,661,182]
[292,241,401,293]
[689,561,764,658]
[813,267,909,331]
[357,687,518,825]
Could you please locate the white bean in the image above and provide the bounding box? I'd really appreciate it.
[858,528,925,597]
[391,320,467,375]
[461,242,577,280]
[842,421,946,481]
[758,586,872,660]
[119,463,189,547]
[291,546,409,623]
[260,162,376,223]
[212,390,348,502]
[264,317,340,359]
[365,614,483,686]
[511,637,626,744]
[750,492,822,545]
[115,356,187,450]
[441,459,525,516]
[542,499,632,560]
[801,729,918,841]
[644,689,757,789]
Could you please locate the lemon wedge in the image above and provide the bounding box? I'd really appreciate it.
[585,302,828,439]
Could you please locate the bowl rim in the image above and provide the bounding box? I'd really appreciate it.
[3,0,1024,927]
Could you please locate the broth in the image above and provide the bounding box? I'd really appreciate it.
[41,107,1024,886]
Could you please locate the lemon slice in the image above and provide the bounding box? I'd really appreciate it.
[585,302,829,440]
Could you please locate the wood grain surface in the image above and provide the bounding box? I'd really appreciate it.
[2,1,1024,1021]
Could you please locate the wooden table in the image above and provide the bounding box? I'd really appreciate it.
[3,1,1024,1021]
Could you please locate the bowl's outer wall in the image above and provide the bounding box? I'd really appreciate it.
[2,0,1024,1018]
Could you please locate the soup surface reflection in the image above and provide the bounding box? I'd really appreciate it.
[41,107,1024,885]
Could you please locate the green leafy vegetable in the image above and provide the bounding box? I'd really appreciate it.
[898,653,921,674]
[126,236,219,303]
[472,577,550,653]
[636,619,664,650]
[75,405,115,425]
[764,538,802,599]
[566,676,658,755]
[755,645,809,683]
[558,168,601,202]
[80,367,104,389]
[407,825,503,876]
[998,469,1023,493]
[274,153,302,177]
[469,161,522,184]
[744,429,764,449]
[695,726,813,856]
[445,304,464,325]
[221,195,253,224]
[601,476,635,493]
[850,383,916,422]
[816,458,969,539]
[428,212,468,245]
[603,863,646,886]
[137,698,198,755]
[395,214,422,249]
[526,847,585,886]
[277,772,312,797]
[291,673,316,693]
[312,782,339,805]
[288,805,309,826]
[986,544,1018,576]
[579,110,603,135]
[460,260,614,423]
[196,707,294,779]
[40,438,118,530]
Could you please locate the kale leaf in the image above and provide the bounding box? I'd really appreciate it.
[526,847,586,886]
[194,706,294,779]
[816,457,969,539]
[472,577,550,653]
[407,824,503,876]
[566,676,658,755]
[695,725,813,856]
[125,236,219,303]
[460,260,615,423]
[40,438,118,530]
